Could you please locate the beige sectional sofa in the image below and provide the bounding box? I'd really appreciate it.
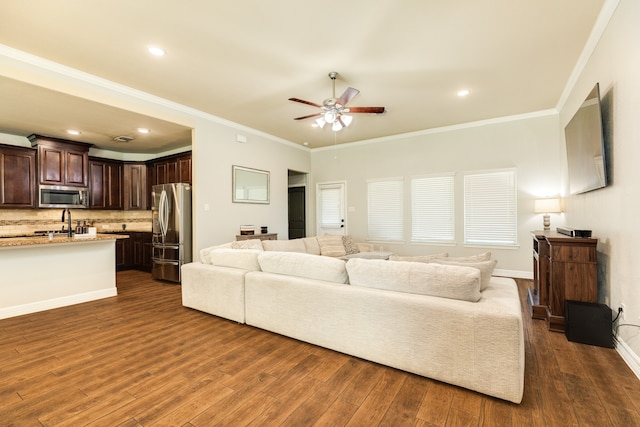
[181,237,524,403]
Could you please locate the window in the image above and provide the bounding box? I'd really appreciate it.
[464,169,517,246]
[411,173,455,243]
[367,178,403,241]
[317,182,345,234]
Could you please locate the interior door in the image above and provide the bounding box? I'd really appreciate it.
[316,182,346,236]
[288,186,306,239]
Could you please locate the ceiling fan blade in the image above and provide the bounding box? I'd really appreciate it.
[336,87,360,107]
[289,97,323,108]
[293,113,322,121]
[347,106,386,114]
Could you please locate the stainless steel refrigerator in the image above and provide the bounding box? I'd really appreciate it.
[151,183,192,282]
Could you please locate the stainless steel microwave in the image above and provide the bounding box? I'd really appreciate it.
[38,185,89,208]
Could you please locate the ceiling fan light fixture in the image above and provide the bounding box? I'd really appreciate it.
[315,117,326,128]
[324,110,337,123]
[332,121,342,132]
[341,115,353,127]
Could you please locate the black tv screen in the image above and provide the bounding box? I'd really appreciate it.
[564,83,608,195]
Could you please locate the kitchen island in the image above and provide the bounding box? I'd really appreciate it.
[0,234,127,319]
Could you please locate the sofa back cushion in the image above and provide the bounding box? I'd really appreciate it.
[231,239,264,250]
[262,239,307,253]
[302,237,321,255]
[388,253,448,263]
[346,258,481,302]
[208,248,262,271]
[429,259,497,291]
[199,242,232,263]
[258,251,349,284]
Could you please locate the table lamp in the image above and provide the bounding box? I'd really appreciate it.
[534,198,562,230]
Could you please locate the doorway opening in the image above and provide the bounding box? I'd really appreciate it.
[288,170,307,239]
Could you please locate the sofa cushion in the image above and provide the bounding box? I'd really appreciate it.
[199,242,232,263]
[208,248,262,271]
[317,234,347,257]
[302,237,321,255]
[388,253,448,263]
[231,239,264,250]
[429,259,497,291]
[342,235,360,255]
[262,239,307,253]
[258,251,349,284]
[346,258,481,302]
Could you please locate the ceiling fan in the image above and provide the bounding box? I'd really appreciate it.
[289,71,385,131]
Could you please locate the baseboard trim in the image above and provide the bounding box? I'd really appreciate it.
[0,288,118,320]
[615,335,640,380]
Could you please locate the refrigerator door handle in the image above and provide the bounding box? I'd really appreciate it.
[159,189,168,238]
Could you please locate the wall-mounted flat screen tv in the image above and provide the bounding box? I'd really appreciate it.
[564,82,608,195]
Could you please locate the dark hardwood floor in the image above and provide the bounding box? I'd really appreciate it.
[1,271,639,426]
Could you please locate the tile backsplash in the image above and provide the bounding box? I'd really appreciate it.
[0,209,152,237]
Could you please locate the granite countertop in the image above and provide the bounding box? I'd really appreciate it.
[0,233,128,248]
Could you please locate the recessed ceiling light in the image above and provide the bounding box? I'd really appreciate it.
[137,128,150,134]
[148,46,166,56]
[303,142,309,146]
[457,89,470,97]
[66,129,81,135]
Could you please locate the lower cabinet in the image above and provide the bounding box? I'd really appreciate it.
[115,232,152,272]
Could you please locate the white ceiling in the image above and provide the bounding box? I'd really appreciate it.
[0,0,605,152]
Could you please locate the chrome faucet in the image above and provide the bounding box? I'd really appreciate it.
[61,208,72,237]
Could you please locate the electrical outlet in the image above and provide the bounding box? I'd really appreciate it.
[620,303,626,321]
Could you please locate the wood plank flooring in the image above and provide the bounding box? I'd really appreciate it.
[1,271,639,426]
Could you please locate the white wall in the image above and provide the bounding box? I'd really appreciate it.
[558,0,640,367]
[310,113,563,276]
[191,122,310,253]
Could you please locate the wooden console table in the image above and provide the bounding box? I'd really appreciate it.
[529,230,598,332]
[236,233,277,241]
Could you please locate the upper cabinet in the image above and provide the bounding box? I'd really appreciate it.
[89,158,123,209]
[123,163,147,211]
[29,135,91,187]
[149,152,191,186]
[0,144,37,208]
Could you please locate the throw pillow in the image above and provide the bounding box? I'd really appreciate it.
[429,259,497,290]
[317,234,347,257]
[231,239,264,250]
[342,235,360,255]
[388,253,448,263]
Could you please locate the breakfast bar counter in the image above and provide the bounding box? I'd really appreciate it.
[0,234,126,319]
[0,233,128,247]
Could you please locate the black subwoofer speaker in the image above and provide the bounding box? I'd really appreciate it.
[565,300,614,348]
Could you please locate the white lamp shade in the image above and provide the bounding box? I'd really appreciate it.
[534,198,562,214]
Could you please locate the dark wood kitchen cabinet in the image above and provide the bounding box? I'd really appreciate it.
[29,135,91,187]
[89,158,123,209]
[148,152,192,186]
[0,144,37,208]
[115,232,152,272]
[146,151,191,206]
[115,234,132,271]
[123,163,147,210]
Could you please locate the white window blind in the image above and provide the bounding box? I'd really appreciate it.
[464,169,517,246]
[367,178,403,241]
[318,185,342,229]
[411,173,455,243]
